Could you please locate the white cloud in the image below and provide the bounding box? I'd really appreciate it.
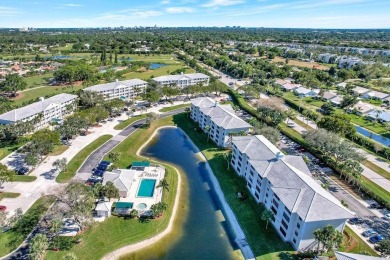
[165,7,195,13]
[202,0,244,7]
[63,4,84,7]
[161,0,171,4]
[0,6,20,17]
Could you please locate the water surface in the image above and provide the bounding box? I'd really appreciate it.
[354,125,390,146]
[128,127,239,260]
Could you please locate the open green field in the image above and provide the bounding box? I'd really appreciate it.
[0,195,55,257]
[123,65,194,80]
[24,73,54,88]
[56,135,113,183]
[114,114,148,130]
[12,85,84,106]
[47,117,180,260]
[48,145,69,156]
[159,103,190,113]
[0,192,20,201]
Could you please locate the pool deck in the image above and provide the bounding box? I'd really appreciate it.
[118,165,165,212]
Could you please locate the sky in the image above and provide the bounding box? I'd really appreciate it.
[0,0,389,29]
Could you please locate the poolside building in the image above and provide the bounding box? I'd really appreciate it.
[152,73,210,88]
[83,79,147,100]
[0,93,77,129]
[230,135,354,251]
[190,97,252,147]
[102,162,165,216]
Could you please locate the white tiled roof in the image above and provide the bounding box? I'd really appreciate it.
[84,79,147,92]
[0,93,77,123]
[335,251,386,260]
[153,73,209,82]
[232,135,354,222]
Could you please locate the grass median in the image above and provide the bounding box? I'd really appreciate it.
[158,103,190,113]
[340,226,378,256]
[114,114,148,130]
[0,192,20,201]
[56,135,113,183]
[46,117,179,260]
[0,195,55,257]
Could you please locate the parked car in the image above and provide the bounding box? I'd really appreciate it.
[228,82,234,86]
[99,161,112,166]
[384,213,390,220]
[96,165,108,171]
[369,203,384,209]
[362,229,378,237]
[93,170,104,177]
[348,217,364,225]
[369,235,384,244]
[0,205,7,212]
[16,167,29,175]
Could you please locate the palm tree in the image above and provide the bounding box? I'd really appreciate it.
[286,109,296,124]
[157,178,170,192]
[185,107,191,118]
[261,209,274,230]
[204,125,211,142]
[108,152,121,165]
[223,152,232,170]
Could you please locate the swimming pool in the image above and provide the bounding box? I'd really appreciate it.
[137,179,156,197]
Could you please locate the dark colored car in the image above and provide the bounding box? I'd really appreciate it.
[369,235,384,244]
[99,161,111,166]
[348,218,364,225]
[17,167,29,175]
[96,165,108,171]
[93,170,104,177]
[362,229,378,237]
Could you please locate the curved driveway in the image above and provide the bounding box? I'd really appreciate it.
[75,108,186,181]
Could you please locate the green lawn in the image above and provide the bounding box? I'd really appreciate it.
[362,160,390,180]
[123,65,194,80]
[12,85,84,106]
[0,144,22,160]
[339,226,378,256]
[56,135,113,183]
[48,145,69,156]
[114,114,148,130]
[158,103,190,113]
[339,111,389,135]
[0,195,55,257]
[0,192,20,201]
[46,117,180,260]
[13,175,37,182]
[24,73,54,88]
[172,113,293,259]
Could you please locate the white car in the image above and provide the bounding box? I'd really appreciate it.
[384,213,390,220]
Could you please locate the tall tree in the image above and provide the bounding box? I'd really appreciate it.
[29,234,48,260]
[103,181,119,201]
[261,209,274,230]
[0,73,27,97]
[157,178,170,192]
[0,163,14,188]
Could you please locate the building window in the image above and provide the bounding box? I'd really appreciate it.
[255,185,261,193]
[281,219,288,230]
[293,238,297,244]
[279,227,287,237]
[247,182,252,189]
[255,193,260,200]
[299,216,302,222]
[248,177,253,183]
[284,206,291,215]
[274,194,280,201]
[265,193,269,198]
[297,223,301,229]
[271,206,277,215]
[238,156,242,161]
[238,162,242,167]
[283,212,290,223]
[272,199,279,208]
[295,231,298,236]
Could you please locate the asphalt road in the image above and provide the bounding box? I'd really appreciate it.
[76,108,185,181]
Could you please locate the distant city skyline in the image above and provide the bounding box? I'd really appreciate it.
[0,0,389,29]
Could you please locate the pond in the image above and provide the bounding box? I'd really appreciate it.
[149,63,166,70]
[354,125,390,146]
[125,127,240,260]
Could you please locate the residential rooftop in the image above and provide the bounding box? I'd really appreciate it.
[153,73,209,82]
[84,79,147,92]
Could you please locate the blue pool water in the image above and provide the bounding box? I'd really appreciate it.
[354,125,390,146]
[137,179,156,197]
[149,63,166,70]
